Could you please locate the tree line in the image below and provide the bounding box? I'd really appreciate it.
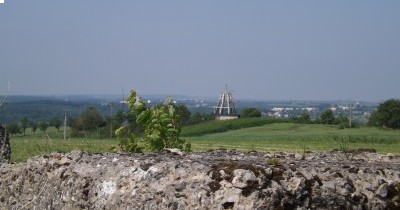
[6,116,62,136]
[292,98,400,129]
[5,98,400,137]
[4,102,213,137]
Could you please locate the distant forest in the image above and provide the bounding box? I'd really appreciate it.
[0,96,117,123]
[0,95,378,125]
[0,95,212,123]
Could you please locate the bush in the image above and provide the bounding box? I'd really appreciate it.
[116,90,191,152]
[292,111,311,124]
[240,107,261,118]
[319,109,335,124]
[6,122,21,136]
[368,99,400,129]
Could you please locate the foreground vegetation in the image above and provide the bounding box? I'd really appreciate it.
[9,123,400,163]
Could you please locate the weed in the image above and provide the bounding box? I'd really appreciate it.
[300,144,309,160]
[333,135,351,153]
[118,136,143,153]
[267,158,280,166]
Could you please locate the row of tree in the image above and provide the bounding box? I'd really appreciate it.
[5,98,400,137]
[4,103,213,137]
[6,116,62,136]
[312,99,400,129]
[292,99,400,129]
[241,107,352,128]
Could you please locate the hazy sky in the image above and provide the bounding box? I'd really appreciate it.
[1,1,399,101]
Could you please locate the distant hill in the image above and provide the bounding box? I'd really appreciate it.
[0,94,207,123]
[0,95,120,123]
[0,95,377,124]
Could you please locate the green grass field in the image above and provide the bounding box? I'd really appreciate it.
[9,128,118,163]
[10,136,117,163]
[186,123,400,154]
[181,117,290,136]
[9,123,400,163]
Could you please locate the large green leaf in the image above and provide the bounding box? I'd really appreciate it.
[136,110,150,124]
[133,100,146,114]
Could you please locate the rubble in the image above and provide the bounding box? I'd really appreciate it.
[0,150,399,209]
[0,123,11,165]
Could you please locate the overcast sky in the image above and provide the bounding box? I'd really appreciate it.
[1,1,399,102]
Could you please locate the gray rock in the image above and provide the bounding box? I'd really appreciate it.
[231,169,257,189]
[0,123,11,165]
[376,183,388,198]
[175,181,186,192]
[286,176,304,194]
[0,150,399,209]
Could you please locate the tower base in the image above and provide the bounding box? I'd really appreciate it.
[215,115,239,121]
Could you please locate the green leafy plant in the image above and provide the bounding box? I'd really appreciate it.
[115,125,142,153]
[117,89,191,152]
[118,136,142,152]
[267,158,280,166]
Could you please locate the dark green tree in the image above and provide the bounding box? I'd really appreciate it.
[240,107,262,118]
[368,99,400,129]
[30,121,38,133]
[20,116,29,136]
[186,112,214,125]
[77,107,105,133]
[187,111,203,125]
[49,116,62,131]
[336,115,350,129]
[114,109,126,125]
[67,117,77,128]
[319,109,336,124]
[293,111,311,123]
[175,104,191,125]
[6,122,21,136]
[39,121,49,133]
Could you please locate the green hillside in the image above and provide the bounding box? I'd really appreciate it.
[182,117,290,137]
[187,123,400,154]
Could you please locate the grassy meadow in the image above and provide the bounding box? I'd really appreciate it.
[9,128,117,163]
[8,121,400,163]
[186,123,400,154]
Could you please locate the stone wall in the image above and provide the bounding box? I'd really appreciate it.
[0,150,399,209]
[0,123,11,165]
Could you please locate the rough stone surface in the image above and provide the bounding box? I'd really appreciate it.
[0,150,400,209]
[0,123,11,165]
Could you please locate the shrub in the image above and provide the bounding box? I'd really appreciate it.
[368,99,400,129]
[240,107,261,118]
[116,89,191,152]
